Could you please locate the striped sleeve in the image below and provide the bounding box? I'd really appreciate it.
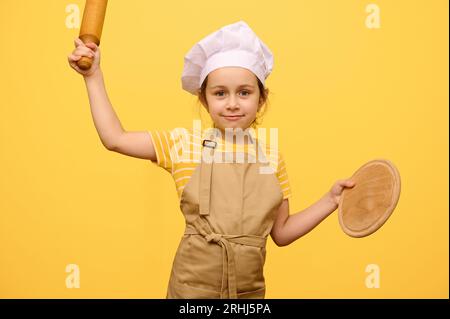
[148,130,175,174]
[276,152,292,200]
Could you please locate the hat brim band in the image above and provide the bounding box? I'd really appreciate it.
[199,50,266,89]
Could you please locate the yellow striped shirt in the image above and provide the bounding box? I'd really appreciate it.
[148,128,292,200]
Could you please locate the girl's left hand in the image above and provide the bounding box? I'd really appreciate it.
[327,179,356,206]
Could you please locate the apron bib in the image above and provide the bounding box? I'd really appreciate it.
[166,130,284,299]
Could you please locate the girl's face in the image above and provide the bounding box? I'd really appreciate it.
[203,67,262,134]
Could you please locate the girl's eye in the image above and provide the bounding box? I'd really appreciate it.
[213,90,250,97]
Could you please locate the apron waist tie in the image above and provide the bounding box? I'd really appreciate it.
[184,218,267,299]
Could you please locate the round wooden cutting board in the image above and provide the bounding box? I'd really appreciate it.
[338,159,401,238]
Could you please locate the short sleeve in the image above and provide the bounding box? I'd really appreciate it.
[148,130,175,174]
[148,127,195,174]
[276,152,292,200]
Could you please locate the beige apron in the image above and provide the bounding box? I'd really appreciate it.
[166,130,284,299]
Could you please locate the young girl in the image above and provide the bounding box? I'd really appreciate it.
[68,20,355,299]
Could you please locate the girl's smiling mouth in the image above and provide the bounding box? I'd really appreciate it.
[222,114,245,121]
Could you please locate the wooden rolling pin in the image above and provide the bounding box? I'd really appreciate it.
[77,0,108,70]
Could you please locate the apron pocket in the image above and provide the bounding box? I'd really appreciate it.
[233,244,266,293]
[170,235,224,292]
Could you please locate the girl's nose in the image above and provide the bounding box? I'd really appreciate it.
[227,96,239,110]
[227,103,239,110]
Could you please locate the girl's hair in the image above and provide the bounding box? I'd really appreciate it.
[197,75,270,129]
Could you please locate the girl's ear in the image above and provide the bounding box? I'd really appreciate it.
[259,88,269,107]
[258,97,265,109]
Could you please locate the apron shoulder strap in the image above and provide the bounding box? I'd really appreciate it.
[199,131,217,216]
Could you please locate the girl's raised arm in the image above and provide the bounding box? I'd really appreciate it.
[68,38,157,162]
[84,70,157,161]
[85,70,156,161]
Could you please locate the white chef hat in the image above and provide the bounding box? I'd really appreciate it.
[181,20,274,95]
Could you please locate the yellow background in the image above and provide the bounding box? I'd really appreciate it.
[0,0,448,298]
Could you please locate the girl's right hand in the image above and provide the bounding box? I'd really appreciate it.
[68,37,101,77]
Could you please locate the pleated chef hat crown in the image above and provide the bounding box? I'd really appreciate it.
[181,20,274,95]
